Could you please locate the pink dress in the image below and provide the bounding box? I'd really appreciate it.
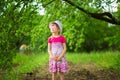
[48,35,68,72]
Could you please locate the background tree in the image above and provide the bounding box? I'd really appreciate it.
[0,0,120,70]
[0,0,42,70]
[31,0,120,52]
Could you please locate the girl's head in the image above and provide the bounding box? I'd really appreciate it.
[49,20,62,34]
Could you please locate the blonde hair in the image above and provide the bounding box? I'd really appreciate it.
[49,22,61,35]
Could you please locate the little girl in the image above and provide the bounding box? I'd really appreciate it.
[48,20,68,80]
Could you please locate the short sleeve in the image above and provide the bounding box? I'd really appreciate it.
[61,36,66,43]
[48,37,51,43]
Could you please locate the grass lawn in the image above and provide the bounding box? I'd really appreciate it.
[2,51,119,80]
[66,51,120,70]
[12,52,49,73]
[12,51,120,73]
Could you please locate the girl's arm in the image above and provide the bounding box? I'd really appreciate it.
[48,43,53,57]
[48,43,57,60]
[57,43,66,60]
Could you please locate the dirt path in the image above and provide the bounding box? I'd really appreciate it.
[22,62,120,80]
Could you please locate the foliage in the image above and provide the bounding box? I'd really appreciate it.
[0,0,41,70]
[0,0,120,71]
[30,0,120,52]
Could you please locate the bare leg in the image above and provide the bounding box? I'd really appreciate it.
[59,72,64,80]
[52,72,57,80]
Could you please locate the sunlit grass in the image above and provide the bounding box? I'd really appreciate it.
[12,51,120,74]
[66,51,120,70]
[13,52,48,73]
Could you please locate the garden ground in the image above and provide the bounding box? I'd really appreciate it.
[22,61,120,80]
[2,52,119,80]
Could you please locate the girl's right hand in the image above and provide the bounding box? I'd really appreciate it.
[52,56,57,61]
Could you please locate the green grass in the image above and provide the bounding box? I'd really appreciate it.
[12,51,120,73]
[12,52,49,73]
[66,51,120,70]
[2,51,119,80]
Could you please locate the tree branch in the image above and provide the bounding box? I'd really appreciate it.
[63,0,120,25]
[89,12,118,24]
